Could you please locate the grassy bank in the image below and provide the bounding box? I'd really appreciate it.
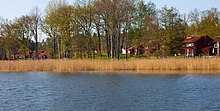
[0,58,220,73]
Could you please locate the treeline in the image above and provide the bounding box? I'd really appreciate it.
[0,0,220,60]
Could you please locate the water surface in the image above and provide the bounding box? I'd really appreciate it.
[0,72,220,111]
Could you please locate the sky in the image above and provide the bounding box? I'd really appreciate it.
[0,0,220,20]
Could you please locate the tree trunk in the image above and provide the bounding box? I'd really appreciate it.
[108,35,111,58]
[121,30,125,53]
[106,32,110,59]
[116,25,121,60]
[53,38,56,59]
[57,37,61,59]
[111,35,116,58]
[35,25,38,54]
[97,29,102,56]
[126,31,128,60]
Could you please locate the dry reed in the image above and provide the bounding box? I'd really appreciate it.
[0,58,220,72]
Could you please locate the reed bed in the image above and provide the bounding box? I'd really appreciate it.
[0,58,220,72]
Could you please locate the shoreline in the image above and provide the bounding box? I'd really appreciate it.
[1,58,220,74]
[1,70,220,75]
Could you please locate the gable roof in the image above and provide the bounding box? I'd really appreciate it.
[183,36,202,43]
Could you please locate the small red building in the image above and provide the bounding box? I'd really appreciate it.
[127,43,146,55]
[183,35,214,56]
[213,36,220,56]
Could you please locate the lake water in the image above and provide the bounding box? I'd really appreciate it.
[0,72,220,111]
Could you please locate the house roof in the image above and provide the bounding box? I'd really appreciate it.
[127,43,146,50]
[183,36,202,43]
[128,45,138,50]
[213,36,220,42]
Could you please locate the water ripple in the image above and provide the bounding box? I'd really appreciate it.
[0,72,220,111]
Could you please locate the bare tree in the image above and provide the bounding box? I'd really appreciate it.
[30,7,42,53]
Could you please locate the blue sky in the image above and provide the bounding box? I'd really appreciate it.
[0,0,220,20]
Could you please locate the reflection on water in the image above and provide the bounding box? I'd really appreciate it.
[0,72,220,110]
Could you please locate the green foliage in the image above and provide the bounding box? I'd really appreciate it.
[159,6,186,55]
[1,0,220,59]
[186,8,220,38]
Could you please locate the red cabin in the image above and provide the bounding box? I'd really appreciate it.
[213,36,220,56]
[183,35,214,56]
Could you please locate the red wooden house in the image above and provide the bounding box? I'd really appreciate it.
[126,43,146,55]
[213,36,220,56]
[183,35,214,56]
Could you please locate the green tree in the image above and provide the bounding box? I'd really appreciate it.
[133,1,159,55]
[159,6,186,55]
[30,7,42,53]
[0,19,22,59]
[186,9,201,36]
[44,0,75,59]
[199,8,220,38]
[15,15,34,59]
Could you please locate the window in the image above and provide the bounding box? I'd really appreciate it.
[214,42,219,48]
[186,43,194,47]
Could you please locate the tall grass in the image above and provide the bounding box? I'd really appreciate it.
[0,58,220,72]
